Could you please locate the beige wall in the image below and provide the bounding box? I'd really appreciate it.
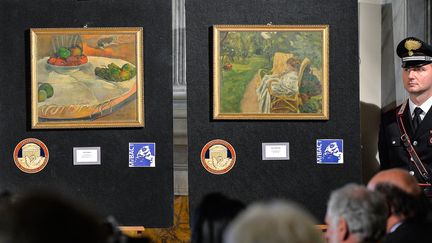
[359,0,382,182]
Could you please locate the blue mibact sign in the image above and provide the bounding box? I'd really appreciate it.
[129,143,156,167]
[316,139,343,164]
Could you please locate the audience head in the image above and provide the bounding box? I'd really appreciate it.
[325,184,388,243]
[367,169,429,231]
[191,193,245,243]
[224,200,325,243]
[367,168,420,195]
[0,190,108,243]
[0,190,13,208]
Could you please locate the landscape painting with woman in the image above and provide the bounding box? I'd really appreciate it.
[213,25,329,120]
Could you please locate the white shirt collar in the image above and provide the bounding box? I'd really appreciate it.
[409,96,432,120]
[389,221,403,233]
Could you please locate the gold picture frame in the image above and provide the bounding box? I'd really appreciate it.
[213,25,329,120]
[31,27,144,129]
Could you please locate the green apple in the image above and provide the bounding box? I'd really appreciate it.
[57,47,71,59]
[39,83,54,98]
[38,90,47,102]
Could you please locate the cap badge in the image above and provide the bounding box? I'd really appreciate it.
[404,39,422,56]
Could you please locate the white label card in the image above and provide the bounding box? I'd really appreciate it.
[262,143,290,160]
[73,147,101,165]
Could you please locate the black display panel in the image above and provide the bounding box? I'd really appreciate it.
[0,0,172,226]
[187,0,360,223]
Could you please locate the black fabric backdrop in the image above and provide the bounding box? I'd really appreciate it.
[187,0,360,223]
[0,0,172,227]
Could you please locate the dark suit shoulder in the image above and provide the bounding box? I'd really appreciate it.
[383,220,432,243]
[380,105,402,125]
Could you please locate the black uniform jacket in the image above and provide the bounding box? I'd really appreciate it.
[378,102,432,183]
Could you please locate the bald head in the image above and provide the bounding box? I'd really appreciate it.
[368,169,421,195]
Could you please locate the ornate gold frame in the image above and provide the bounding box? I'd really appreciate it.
[31,27,144,129]
[213,25,329,120]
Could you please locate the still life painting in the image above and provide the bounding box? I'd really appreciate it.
[31,27,144,128]
[213,25,329,120]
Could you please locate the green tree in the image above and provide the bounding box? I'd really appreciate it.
[290,32,323,68]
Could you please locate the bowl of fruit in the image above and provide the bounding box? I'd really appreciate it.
[46,46,89,74]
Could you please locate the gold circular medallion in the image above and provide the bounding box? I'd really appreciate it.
[200,139,236,175]
[13,138,49,173]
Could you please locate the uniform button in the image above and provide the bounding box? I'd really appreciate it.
[413,141,418,146]
[410,157,414,161]
[392,140,396,145]
[409,171,415,176]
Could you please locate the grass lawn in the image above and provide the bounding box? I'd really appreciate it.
[220,56,270,113]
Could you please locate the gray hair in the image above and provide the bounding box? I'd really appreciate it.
[223,200,325,243]
[327,184,388,242]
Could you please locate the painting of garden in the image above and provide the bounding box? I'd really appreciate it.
[214,26,328,119]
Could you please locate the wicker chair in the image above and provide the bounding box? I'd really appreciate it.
[267,58,311,113]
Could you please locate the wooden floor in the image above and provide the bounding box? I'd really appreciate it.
[122,196,327,242]
[123,196,191,243]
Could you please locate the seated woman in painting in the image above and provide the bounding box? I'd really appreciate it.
[256,56,301,113]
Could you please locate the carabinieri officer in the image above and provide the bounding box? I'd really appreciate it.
[379,37,432,183]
